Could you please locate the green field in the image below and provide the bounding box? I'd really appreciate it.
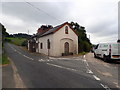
[6,37,26,46]
[1,37,27,65]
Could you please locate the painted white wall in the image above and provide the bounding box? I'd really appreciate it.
[38,34,54,56]
[53,24,78,56]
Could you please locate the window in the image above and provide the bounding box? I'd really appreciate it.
[95,44,99,49]
[65,26,68,34]
[40,43,43,49]
[47,39,50,49]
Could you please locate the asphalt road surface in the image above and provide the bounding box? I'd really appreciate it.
[3,43,120,89]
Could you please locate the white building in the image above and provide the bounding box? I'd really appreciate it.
[28,22,78,56]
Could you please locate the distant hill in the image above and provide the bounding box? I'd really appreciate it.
[9,33,32,39]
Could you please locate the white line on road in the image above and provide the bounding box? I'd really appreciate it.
[47,63,77,71]
[82,54,111,89]
[83,59,86,62]
[9,45,34,61]
[87,69,93,74]
[39,59,45,62]
[8,57,26,88]
[83,55,85,58]
[47,59,53,61]
[17,51,22,55]
[82,59,93,74]
[100,83,111,90]
[23,55,34,60]
[85,61,89,66]
[49,57,82,61]
[93,75,100,81]
[49,57,70,60]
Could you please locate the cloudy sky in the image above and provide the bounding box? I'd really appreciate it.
[0,0,119,44]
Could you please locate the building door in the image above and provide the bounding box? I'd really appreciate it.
[64,42,69,54]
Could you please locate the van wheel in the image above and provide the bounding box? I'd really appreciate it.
[103,55,108,62]
[94,53,97,58]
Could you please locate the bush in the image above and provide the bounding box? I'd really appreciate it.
[21,40,27,46]
[5,38,11,42]
[79,51,86,55]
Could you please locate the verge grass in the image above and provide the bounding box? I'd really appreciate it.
[1,53,10,65]
[79,51,88,55]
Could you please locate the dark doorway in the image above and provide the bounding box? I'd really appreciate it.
[64,42,69,54]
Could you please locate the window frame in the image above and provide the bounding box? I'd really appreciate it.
[65,26,68,34]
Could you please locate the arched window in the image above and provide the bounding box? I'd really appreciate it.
[65,26,68,34]
[47,39,50,49]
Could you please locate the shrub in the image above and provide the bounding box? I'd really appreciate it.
[5,38,11,42]
[21,40,27,46]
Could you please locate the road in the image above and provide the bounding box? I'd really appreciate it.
[3,43,119,89]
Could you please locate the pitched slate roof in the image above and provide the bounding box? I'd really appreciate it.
[40,23,63,37]
[35,22,78,38]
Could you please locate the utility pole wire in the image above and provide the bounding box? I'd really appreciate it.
[25,2,62,22]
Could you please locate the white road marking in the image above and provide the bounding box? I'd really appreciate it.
[9,45,34,60]
[47,60,50,61]
[113,82,120,88]
[83,55,85,58]
[87,69,93,74]
[93,75,100,81]
[47,59,53,61]
[83,59,86,62]
[23,55,34,60]
[82,54,111,89]
[86,62,89,66]
[49,57,82,61]
[47,63,77,71]
[39,59,46,62]
[82,59,93,74]
[8,57,26,88]
[17,51,22,55]
[100,83,111,90]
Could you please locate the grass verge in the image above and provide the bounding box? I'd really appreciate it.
[1,53,10,65]
[79,51,88,55]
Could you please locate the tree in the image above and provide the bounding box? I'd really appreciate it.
[69,22,92,53]
[0,23,9,41]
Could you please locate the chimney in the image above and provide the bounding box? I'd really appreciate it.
[37,25,53,34]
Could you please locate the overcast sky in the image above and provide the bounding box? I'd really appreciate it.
[0,0,119,44]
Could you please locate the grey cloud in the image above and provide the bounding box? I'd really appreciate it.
[1,1,119,44]
[2,2,71,25]
[87,19,117,38]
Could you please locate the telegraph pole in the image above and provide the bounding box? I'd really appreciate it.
[28,30,29,35]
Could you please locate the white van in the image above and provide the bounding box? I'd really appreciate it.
[94,43,120,61]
